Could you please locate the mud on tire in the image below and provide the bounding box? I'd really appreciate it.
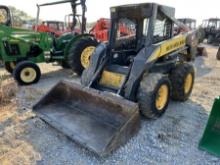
[169,63,195,101]
[137,73,171,119]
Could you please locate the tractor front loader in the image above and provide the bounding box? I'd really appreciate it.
[34,3,197,156]
[0,0,98,85]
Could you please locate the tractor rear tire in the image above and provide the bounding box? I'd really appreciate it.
[169,63,195,101]
[13,61,41,85]
[60,61,70,69]
[137,73,171,119]
[68,37,98,76]
[216,47,220,60]
[5,62,16,74]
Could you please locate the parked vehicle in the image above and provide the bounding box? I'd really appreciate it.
[34,3,197,156]
[0,0,98,85]
[201,18,220,44]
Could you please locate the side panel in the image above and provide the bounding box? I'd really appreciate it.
[124,34,188,100]
[99,70,126,89]
[0,24,52,63]
[147,34,186,62]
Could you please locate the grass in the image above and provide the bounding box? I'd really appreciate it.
[0,74,17,104]
[0,74,11,82]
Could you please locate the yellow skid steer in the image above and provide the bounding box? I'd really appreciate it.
[34,3,198,156]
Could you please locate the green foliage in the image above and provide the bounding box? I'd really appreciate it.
[9,6,34,27]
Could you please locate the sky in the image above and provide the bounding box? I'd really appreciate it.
[1,0,220,25]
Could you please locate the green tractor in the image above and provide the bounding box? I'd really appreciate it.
[0,0,98,85]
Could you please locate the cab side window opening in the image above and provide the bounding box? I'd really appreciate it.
[153,13,172,44]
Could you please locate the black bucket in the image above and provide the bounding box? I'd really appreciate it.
[33,80,140,156]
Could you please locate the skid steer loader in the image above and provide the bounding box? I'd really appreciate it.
[34,3,197,156]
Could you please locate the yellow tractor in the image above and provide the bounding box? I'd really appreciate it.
[34,3,197,156]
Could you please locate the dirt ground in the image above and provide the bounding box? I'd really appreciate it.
[1,45,220,164]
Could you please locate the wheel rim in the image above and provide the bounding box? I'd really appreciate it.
[20,67,37,83]
[80,46,96,68]
[184,73,193,94]
[155,84,169,111]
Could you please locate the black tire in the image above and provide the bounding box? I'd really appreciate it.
[13,61,41,85]
[60,61,70,69]
[169,63,195,101]
[68,37,98,75]
[5,62,16,74]
[216,47,220,60]
[207,35,213,44]
[137,73,171,119]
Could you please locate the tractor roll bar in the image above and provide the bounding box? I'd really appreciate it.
[35,0,86,33]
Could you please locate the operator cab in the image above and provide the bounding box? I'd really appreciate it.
[0,6,12,26]
[109,3,174,66]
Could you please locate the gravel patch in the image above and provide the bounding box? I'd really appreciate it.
[1,45,220,164]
